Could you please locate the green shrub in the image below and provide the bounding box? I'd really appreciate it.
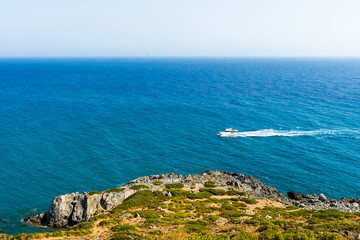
[167,200,194,211]
[188,191,212,199]
[89,191,101,196]
[189,233,228,239]
[317,232,338,240]
[105,187,124,193]
[257,224,281,233]
[129,185,149,190]
[111,233,132,240]
[314,209,356,219]
[186,223,208,233]
[110,231,142,240]
[207,215,220,222]
[219,203,237,211]
[243,219,261,226]
[64,229,92,236]
[49,231,66,237]
[112,190,167,211]
[199,188,246,197]
[99,219,119,226]
[199,188,226,195]
[220,210,245,218]
[227,190,246,196]
[153,181,163,186]
[134,210,161,220]
[231,231,257,240]
[167,189,190,199]
[91,213,110,221]
[72,222,93,230]
[165,183,184,189]
[204,181,217,188]
[111,224,136,232]
[234,202,247,208]
[259,231,316,240]
[285,205,299,210]
[286,209,314,219]
[239,198,258,204]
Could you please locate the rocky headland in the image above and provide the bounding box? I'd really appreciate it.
[24,170,360,229]
[2,170,360,239]
[24,170,282,228]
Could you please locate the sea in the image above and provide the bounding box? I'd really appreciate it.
[0,58,359,234]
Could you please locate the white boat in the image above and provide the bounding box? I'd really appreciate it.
[218,128,239,137]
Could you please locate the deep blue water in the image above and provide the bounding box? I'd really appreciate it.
[0,58,360,234]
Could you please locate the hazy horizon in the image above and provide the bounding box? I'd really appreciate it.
[1,0,360,57]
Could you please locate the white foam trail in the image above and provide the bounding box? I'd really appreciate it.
[221,129,359,138]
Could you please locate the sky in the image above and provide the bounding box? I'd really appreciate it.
[1,0,360,57]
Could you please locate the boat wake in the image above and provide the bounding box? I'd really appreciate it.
[219,129,360,138]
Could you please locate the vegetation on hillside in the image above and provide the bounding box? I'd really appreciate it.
[2,186,360,240]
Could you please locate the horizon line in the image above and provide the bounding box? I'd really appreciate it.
[1,56,360,59]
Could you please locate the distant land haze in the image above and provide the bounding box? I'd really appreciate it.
[0,0,360,57]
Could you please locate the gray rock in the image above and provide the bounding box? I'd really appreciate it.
[134,212,140,218]
[23,212,45,225]
[288,192,306,201]
[156,206,162,211]
[162,191,172,197]
[319,193,327,201]
[48,193,76,227]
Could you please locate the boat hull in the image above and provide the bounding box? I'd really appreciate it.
[218,132,239,137]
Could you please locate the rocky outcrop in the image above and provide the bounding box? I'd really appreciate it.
[23,211,48,225]
[25,189,136,228]
[287,192,360,213]
[124,170,285,201]
[24,170,360,228]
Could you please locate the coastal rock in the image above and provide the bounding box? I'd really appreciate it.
[23,211,48,225]
[319,193,327,201]
[101,192,124,210]
[287,192,308,201]
[48,193,76,227]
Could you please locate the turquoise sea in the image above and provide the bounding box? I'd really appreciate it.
[0,58,360,234]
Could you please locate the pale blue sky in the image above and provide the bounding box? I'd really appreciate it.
[1,0,360,57]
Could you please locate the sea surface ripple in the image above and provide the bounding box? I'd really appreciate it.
[0,58,359,234]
